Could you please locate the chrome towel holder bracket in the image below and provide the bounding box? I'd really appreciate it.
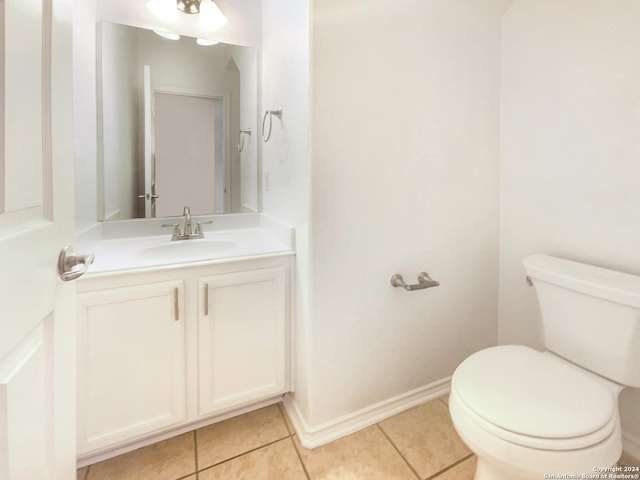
[262,109,283,142]
[391,272,440,291]
[238,128,252,152]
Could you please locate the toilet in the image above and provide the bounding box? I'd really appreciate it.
[449,254,640,479]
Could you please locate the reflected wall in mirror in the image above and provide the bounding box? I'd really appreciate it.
[97,22,259,221]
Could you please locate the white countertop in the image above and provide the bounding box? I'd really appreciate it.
[76,214,295,276]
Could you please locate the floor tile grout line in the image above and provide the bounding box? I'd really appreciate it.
[79,406,292,480]
[175,473,197,480]
[192,404,292,475]
[196,434,292,474]
[424,453,474,480]
[277,402,295,437]
[376,423,422,480]
[80,399,470,480]
[193,429,199,473]
[288,435,313,480]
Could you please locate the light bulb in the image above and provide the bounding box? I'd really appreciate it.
[196,38,220,46]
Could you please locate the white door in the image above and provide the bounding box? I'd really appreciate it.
[0,1,76,479]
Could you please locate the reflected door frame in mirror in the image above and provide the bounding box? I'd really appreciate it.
[150,85,231,218]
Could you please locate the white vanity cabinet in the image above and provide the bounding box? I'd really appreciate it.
[76,255,292,462]
[76,280,187,454]
[198,266,287,416]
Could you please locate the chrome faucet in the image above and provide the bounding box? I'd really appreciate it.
[182,206,192,236]
[161,205,212,240]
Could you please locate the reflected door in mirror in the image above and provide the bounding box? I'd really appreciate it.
[154,93,225,217]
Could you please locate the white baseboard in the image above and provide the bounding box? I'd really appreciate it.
[283,377,451,449]
[622,432,640,466]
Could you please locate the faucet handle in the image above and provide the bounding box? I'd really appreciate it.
[161,223,181,239]
[194,220,213,236]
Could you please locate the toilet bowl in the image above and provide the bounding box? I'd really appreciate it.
[449,255,640,480]
[449,345,623,479]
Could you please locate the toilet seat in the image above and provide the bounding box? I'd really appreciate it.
[451,345,618,451]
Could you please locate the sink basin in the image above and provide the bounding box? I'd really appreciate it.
[136,239,236,259]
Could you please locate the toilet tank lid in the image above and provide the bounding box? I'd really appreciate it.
[523,254,640,308]
[452,346,616,440]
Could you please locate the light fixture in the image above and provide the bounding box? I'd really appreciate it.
[147,0,227,30]
[198,0,227,30]
[177,0,200,14]
[196,38,220,46]
[153,30,181,40]
[147,0,178,22]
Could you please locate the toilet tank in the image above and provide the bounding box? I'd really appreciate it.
[523,254,640,388]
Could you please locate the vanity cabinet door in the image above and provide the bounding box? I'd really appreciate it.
[199,267,288,416]
[77,281,186,454]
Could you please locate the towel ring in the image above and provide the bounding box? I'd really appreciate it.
[238,128,252,152]
[262,109,283,142]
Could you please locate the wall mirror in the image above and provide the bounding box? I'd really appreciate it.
[97,21,259,221]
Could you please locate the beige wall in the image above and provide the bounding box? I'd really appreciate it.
[227,45,259,213]
[305,0,502,427]
[99,23,139,221]
[499,0,640,462]
[73,0,99,233]
[261,0,312,421]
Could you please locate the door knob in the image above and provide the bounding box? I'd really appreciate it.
[58,246,95,282]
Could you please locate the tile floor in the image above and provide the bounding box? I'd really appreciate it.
[76,395,476,480]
